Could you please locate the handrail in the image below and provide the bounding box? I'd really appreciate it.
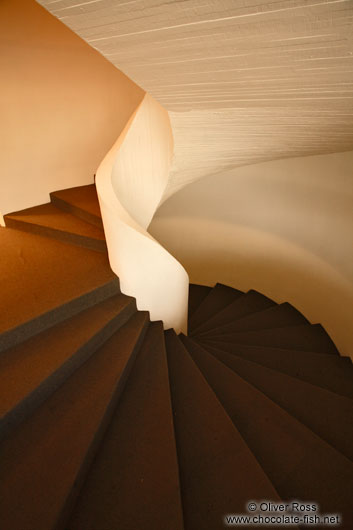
[96,94,189,334]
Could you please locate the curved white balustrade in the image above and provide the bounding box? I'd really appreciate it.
[96,94,189,334]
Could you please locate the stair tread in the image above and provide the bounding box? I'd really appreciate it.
[198,340,353,399]
[67,322,184,530]
[5,202,105,239]
[188,283,212,318]
[190,338,353,461]
[0,227,116,352]
[50,184,102,226]
[165,330,280,530]
[5,203,106,251]
[181,337,353,527]
[203,323,339,354]
[189,283,244,333]
[0,312,149,530]
[198,301,308,337]
[192,289,276,335]
[0,293,136,441]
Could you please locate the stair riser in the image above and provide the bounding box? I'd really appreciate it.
[183,337,353,527]
[165,330,280,529]
[201,325,339,355]
[0,316,149,530]
[50,194,103,230]
[55,319,149,530]
[189,284,243,333]
[197,305,308,337]
[201,341,353,399]
[191,292,276,335]
[188,284,212,321]
[67,323,184,530]
[202,345,353,462]
[0,301,136,443]
[4,217,107,253]
[0,279,120,354]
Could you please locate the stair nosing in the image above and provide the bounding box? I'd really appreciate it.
[195,301,309,338]
[4,215,106,252]
[50,192,103,229]
[0,296,137,442]
[0,278,121,354]
[182,335,353,465]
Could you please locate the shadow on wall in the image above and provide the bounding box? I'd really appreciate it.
[150,217,353,356]
[150,151,353,356]
[158,151,353,283]
[0,0,144,217]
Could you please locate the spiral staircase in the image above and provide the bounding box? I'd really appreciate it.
[1,183,353,530]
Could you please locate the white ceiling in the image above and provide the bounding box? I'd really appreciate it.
[38,0,353,196]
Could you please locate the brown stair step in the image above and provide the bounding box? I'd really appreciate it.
[192,290,277,336]
[0,311,149,530]
[188,283,212,319]
[189,283,244,333]
[50,184,103,228]
[0,227,116,353]
[197,301,308,338]
[67,322,184,530]
[183,336,353,462]
[0,293,136,441]
[4,203,106,252]
[165,330,281,530]
[202,323,339,354]
[198,340,353,399]
[181,338,353,529]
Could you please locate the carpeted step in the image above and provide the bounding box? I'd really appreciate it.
[183,336,353,462]
[4,203,106,252]
[0,312,149,530]
[202,323,339,354]
[164,330,281,530]
[182,338,353,528]
[67,323,184,530]
[188,283,212,319]
[188,283,244,333]
[197,340,353,399]
[191,289,276,336]
[0,227,117,353]
[0,294,137,442]
[50,184,103,228]
[197,301,308,338]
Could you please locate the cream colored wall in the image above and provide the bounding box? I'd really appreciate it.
[150,151,353,357]
[97,93,188,333]
[38,0,353,202]
[0,0,144,222]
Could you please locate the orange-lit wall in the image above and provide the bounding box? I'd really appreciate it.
[0,0,145,221]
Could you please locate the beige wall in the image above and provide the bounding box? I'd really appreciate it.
[97,93,188,333]
[0,0,144,221]
[150,151,353,357]
[39,0,353,204]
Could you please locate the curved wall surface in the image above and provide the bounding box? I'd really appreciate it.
[96,93,189,334]
[38,0,353,200]
[150,151,353,356]
[6,1,353,344]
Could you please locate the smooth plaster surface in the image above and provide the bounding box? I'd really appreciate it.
[0,0,144,220]
[97,94,188,332]
[37,0,353,198]
[150,151,353,356]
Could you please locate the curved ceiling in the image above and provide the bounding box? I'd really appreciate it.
[38,0,353,197]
